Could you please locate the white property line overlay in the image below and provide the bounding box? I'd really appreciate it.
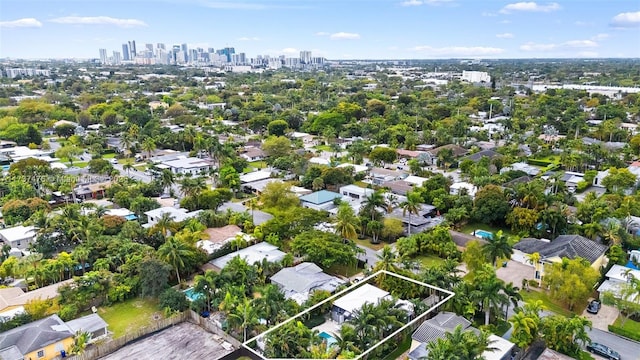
[242,269,456,360]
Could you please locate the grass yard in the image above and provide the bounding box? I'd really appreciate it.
[117,157,135,164]
[98,298,163,339]
[381,336,412,360]
[66,161,88,168]
[327,263,362,278]
[102,153,116,159]
[249,160,267,169]
[459,222,514,238]
[415,254,446,268]
[314,145,332,152]
[354,238,386,251]
[613,316,640,336]
[520,289,574,317]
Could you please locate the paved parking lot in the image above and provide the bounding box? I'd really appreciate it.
[581,301,619,331]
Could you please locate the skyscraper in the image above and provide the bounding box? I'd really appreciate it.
[300,50,312,64]
[112,51,121,65]
[128,40,137,59]
[122,44,130,61]
[99,48,107,64]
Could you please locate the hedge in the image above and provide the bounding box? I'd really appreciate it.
[608,324,640,342]
[527,158,556,167]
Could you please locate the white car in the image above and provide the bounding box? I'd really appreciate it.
[109,158,118,164]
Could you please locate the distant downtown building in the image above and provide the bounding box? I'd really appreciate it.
[99,49,107,64]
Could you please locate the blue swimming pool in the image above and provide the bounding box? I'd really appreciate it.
[183,287,203,302]
[475,229,493,239]
[319,331,338,348]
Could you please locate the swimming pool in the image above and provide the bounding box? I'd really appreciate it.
[183,287,203,302]
[474,229,493,239]
[319,331,338,348]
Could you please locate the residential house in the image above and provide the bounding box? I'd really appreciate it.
[388,204,442,234]
[408,312,515,360]
[0,280,73,314]
[0,315,74,360]
[299,190,342,211]
[65,314,109,343]
[403,175,428,187]
[74,181,110,201]
[382,180,414,196]
[339,185,374,201]
[558,171,585,192]
[218,202,273,226]
[449,230,487,250]
[423,145,469,166]
[463,149,502,163]
[450,182,478,198]
[144,207,202,227]
[512,235,608,280]
[270,262,345,304]
[208,242,286,270]
[331,284,392,324]
[593,163,640,189]
[198,225,244,255]
[240,170,272,186]
[308,157,331,166]
[596,264,640,303]
[336,163,369,175]
[290,132,317,147]
[500,162,540,176]
[239,146,266,162]
[369,167,407,186]
[161,157,214,175]
[0,226,36,250]
[396,149,426,160]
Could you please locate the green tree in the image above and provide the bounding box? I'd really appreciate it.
[138,258,171,297]
[470,264,508,326]
[368,147,397,166]
[262,135,292,159]
[260,181,300,210]
[291,230,359,269]
[472,185,510,226]
[543,258,600,311]
[159,287,189,312]
[482,231,513,267]
[334,203,360,240]
[400,191,421,235]
[55,145,82,166]
[602,167,637,193]
[426,325,496,360]
[267,119,289,136]
[540,315,591,357]
[157,237,195,284]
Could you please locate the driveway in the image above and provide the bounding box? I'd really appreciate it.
[496,260,535,288]
[581,301,619,331]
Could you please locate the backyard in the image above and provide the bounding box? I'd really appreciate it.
[98,298,163,338]
[415,254,446,269]
[354,237,386,251]
[459,222,515,239]
[520,289,575,317]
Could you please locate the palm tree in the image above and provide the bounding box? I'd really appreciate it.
[482,231,513,267]
[362,190,386,220]
[228,298,259,342]
[510,311,539,349]
[400,191,421,235]
[350,302,388,347]
[157,237,194,284]
[179,176,206,198]
[72,246,90,275]
[471,265,508,326]
[154,213,176,237]
[367,220,383,244]
[123,162,134,175]
[526,252,542,286]
[426,325,496,360]
[194,270,218,313]
[601,221,622,245]
[120,132,135,157]
[159,169,175,196]
[334,203,360,240]
[71,331,92,355]
[141,137,156,160]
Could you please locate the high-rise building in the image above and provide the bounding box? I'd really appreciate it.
[181,43,188,62]
[122,44,130,61]
[99,48,108,64]
[157,43,166,50]
[300,50,312,64]
[216,47,235,62]
[145,43,154,52]
[128,40,137,58]
[112,51,122,65]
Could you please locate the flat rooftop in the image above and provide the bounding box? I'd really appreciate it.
[100,322,233,360]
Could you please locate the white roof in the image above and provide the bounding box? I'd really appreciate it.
[105,208,134,217]
[144,207,201,222]
[0,226,36,242]
[404,175,428,186]
[333,284,390,314]
[210,242,286,269]
[50,162,67,169]
[290,132,311,138]
[196,240,223,255]
[240,170,272,184]
[451,182,477,190]
[483,335,515,360]
[340,184,373,197]
[309,157,330,165]
[336,163,369,173]
[605,264,640,282]
[162,157,212,170]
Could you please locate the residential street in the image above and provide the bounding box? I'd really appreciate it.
[586,328,640,360]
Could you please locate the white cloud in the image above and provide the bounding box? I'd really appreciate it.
[520,39,598,52]
[0,18,43,28]
[199,1,267,10]
[410,45,505,56]
[482,11,497,17]
[237,36,260,41]
[591,33,609,41]
[281,47,299,55]
[315,32,329,36]
[401,0,423,6]
[496,33,514,38]
[610,11,640,28]
[499,2,561,14]
[50,16,147,28]
[330,32,361,40]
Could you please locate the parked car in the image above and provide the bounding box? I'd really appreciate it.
[586,342,620,360]
[586,299,601,314]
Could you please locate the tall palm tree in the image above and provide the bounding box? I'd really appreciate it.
[471,265,509,326]
[228,298,259,342]
[120,132,134,157]
[154,213,177,237]
[362,190,386,221]
[179,176,207,198]
[334,203,360,241]
[141,137,156,160]
[72,246,90,275]
[510,311,539,349]
[157,237,194,284]
[400,191,421,235]
[194,270,218,313]
[482,231,513,267]
[123,162,134,175]
[367,220,383,244]
[159,169,175,196]
[526,252,542,286]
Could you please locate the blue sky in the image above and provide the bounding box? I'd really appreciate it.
[1,0,639,59]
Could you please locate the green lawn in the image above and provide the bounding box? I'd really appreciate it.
[98,298,163,339]
[520,289,574,317]
[614,315,640,335]
[354,238,386,251]
[66,161,88,168]
[314,145,332,152]
[117,157,135,164]
[102,153,116,159]
[381,336,412,360]
[249,160,267,169]
[327,263,362,277]
[459,222,514,238]
[415,254,446,268]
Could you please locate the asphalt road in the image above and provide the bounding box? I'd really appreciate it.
[586,328,640,360]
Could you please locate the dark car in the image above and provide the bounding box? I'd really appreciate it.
[587,299,601,314]
[586,342,621,360]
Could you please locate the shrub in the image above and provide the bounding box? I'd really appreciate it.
[159,287,189,312]
[528,279,539,288]
[608,324,640,342]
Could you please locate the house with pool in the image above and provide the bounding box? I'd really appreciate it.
[330,284,413,324]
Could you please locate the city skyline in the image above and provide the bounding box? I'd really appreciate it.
[0,0,639,59]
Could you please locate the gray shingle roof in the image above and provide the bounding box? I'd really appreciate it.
[0,314,73,356]
[270,262,345,296]
[513,235,608,263]
[411,312,475,344]
[464,150,501,162]
[66,314,108,334]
